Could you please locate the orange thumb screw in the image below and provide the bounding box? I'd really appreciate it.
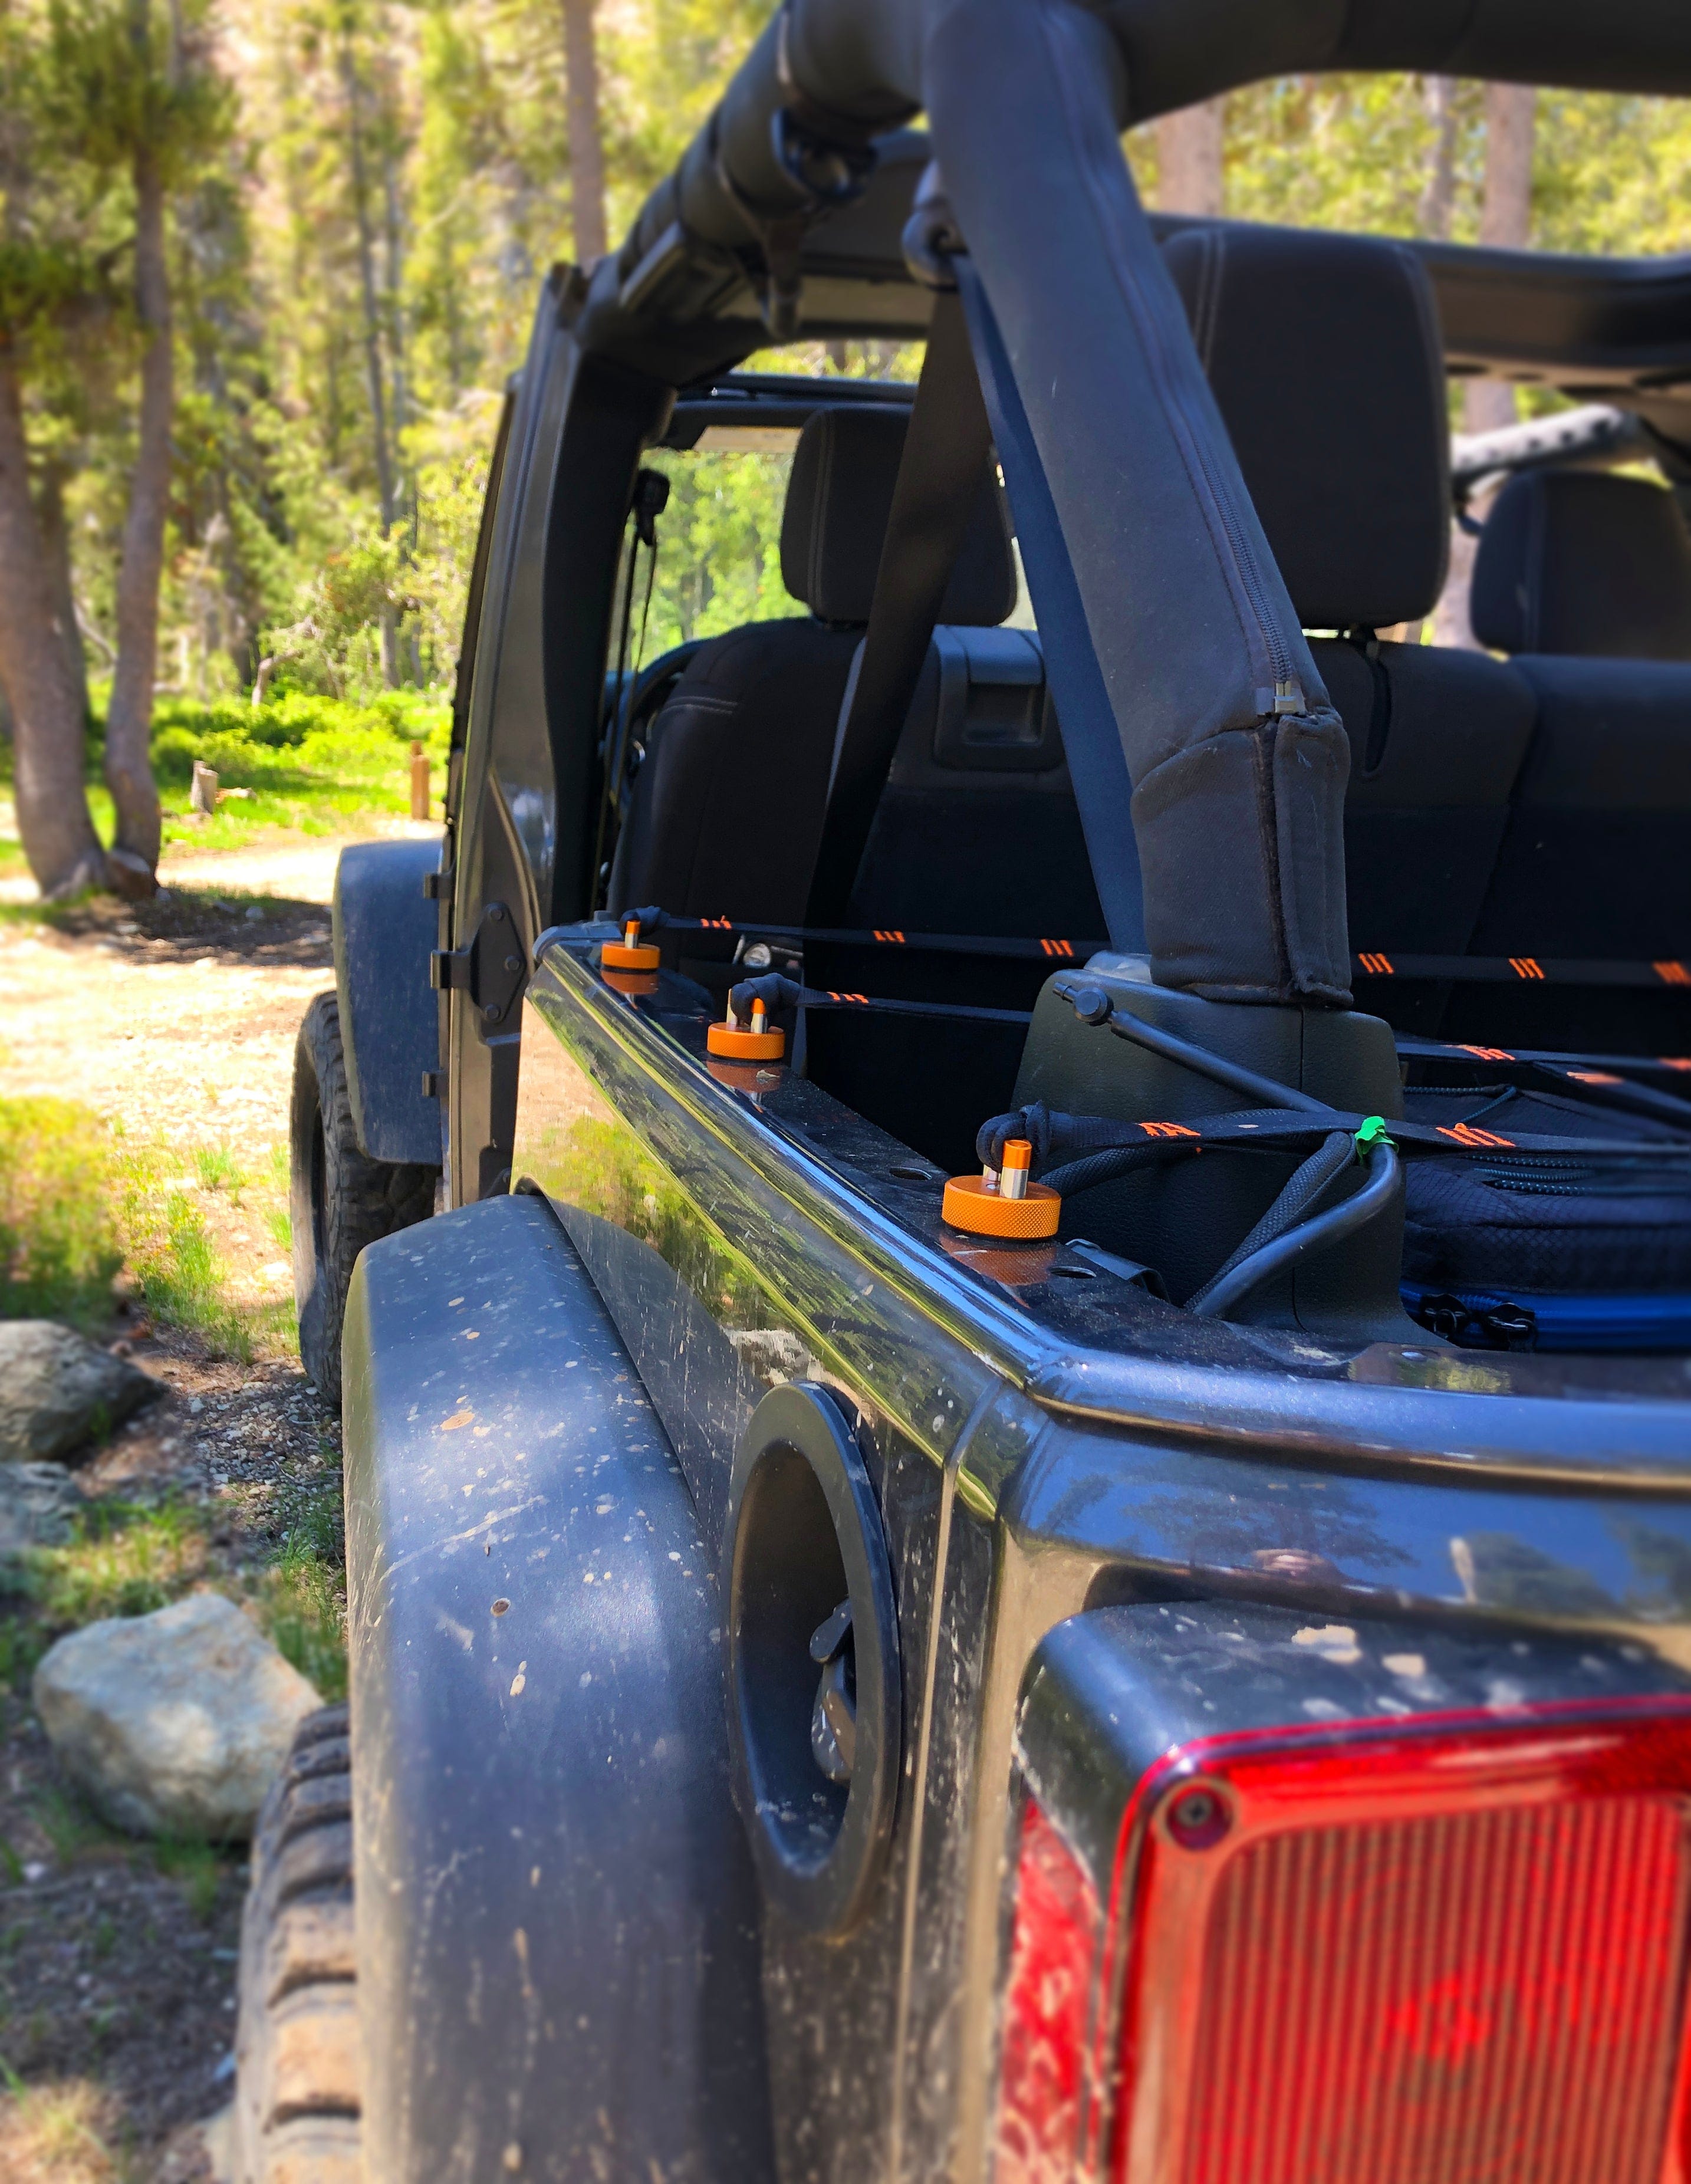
[603,916,660,972]
[942,1137,1061,1239]
[708,993,785,1062]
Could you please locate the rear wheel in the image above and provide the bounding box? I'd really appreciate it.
[234,1706,361,2184]
[291,992,436,1407]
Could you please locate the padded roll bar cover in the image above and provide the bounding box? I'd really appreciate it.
[331,837,443,1166]
[930,0,1351,1002]
[609,0,1691,300]
[342,1193,776,2184]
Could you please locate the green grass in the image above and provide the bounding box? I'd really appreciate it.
[0,1096,294,1360]
[149,688,449,851]
[0,1617,47,1696]
[22,1499,209,1629]
[30,1787,111,1864]
[193,1146,246,1200]
[152,1838,224,1920]
[0,1102,126,1327]
[261,1476,347,1701]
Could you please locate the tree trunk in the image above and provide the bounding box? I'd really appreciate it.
[1155,98,1225,218]
[1419,75,1459,240]
[561,0,607,266]
[1434,82,1537,649]
[341,23,399,688]
[341,27,396,534]
[1467,81,1536,436]
[103,134,172,887]
[0,340,107,897]
[37,462,90,731]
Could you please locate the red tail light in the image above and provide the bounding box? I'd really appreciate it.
[998,1701,1691,2184]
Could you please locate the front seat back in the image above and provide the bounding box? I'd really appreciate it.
[608,403,1012,929]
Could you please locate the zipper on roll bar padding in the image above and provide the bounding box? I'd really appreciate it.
[1081,207,1298,711]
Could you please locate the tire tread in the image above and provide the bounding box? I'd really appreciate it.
[235,1708,361,2184]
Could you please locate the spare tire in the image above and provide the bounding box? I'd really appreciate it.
[291,991,436,1407]
[233,1705,361,2184]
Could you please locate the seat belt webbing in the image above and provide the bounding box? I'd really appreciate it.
[804,290,995,927]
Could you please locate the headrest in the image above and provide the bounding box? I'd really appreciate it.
[1162,223,1451,630]
[1470,469,1691,660]
[779,406,1016,628]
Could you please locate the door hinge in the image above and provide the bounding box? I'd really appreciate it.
[430,900,527,1027]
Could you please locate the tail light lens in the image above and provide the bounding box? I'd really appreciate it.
[998,1701,1691,2184]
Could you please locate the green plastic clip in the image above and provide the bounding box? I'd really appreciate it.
[1354,1114,1395,1159]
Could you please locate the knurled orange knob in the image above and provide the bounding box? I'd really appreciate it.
[942,1140,1060,1239]
[603,917,660,972]
[707,996,785,1062]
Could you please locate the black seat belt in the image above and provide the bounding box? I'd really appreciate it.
[803,290,995,927]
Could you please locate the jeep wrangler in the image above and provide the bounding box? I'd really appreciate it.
[242,5,1691,2180]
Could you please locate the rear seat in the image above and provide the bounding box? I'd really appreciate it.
[1470,468,1691,663]
[846,625,1103,941]
[1463,469,1691,1044]
[1159,222,1538,991]
[845,223,1547,1018]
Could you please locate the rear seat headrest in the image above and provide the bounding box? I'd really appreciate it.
[778,405,1016,629]
[1162,223,1451,631]
[1470,468,1691,661]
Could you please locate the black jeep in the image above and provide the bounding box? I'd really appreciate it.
[240,6,1691,2181]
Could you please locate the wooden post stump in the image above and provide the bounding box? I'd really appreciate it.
[190,762,219,816]
[410,742,430,822]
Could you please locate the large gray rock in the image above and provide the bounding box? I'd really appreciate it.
[33,1593,322,1840]
[0,1462,80,1554]
[0,1321,158,1463]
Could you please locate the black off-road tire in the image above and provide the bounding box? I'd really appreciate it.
[291,991,436,1409]
[234,1705,361,2184]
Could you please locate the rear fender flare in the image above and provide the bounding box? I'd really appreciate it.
[333,837,442,1166]
[342,1190,774,2184]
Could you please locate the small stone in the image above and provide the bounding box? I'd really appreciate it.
[33,1593,321,1841]
[0,1322,159,1465]
[0,1462,81,1554]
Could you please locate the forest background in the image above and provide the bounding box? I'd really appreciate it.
[3,2,1691,897]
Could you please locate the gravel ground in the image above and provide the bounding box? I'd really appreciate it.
[0,841,365,2181]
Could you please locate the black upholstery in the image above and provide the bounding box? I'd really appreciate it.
[778,406,1016,627]
[1312,637,1536,955]
[1460,481,1691,1045]
[848,628,1104,938]
[814,626,1103,1170]
[1471,469,1691,661]
[1162,222,1450,630]
[607,620,861,926]
[1472,656,1691,955]
[610,404,1016,930]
